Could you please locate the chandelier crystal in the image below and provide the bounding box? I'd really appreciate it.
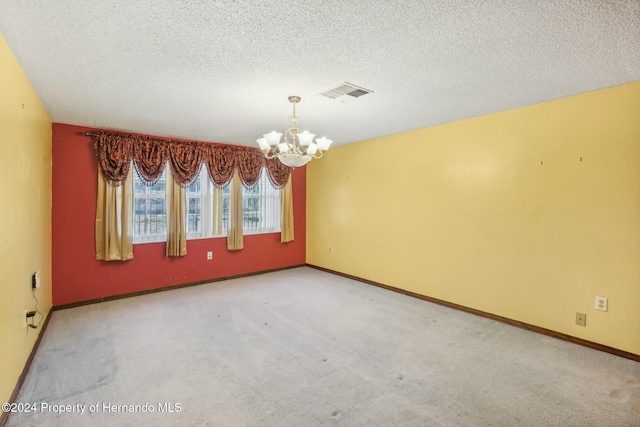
[256,96,332,167]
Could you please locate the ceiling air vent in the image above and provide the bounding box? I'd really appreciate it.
[320,82,373,103]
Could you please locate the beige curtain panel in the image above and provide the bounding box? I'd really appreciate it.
[95,167,134,261]
[227,170,244,251]
[280,175,294,243]
[166,168,188,257]
[211,186,224,236]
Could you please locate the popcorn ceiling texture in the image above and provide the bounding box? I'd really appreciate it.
[0,1,638,146]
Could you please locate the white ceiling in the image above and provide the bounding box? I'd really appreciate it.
[1,1,638,148]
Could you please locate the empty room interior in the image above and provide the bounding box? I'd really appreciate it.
[1,2,639,426]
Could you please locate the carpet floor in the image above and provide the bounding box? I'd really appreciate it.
[6,267,640,426]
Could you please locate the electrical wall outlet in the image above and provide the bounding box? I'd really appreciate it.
[207,251,213,260]
[328,246,332,253]
[595,296,607,311]
[32,271,40,289]
[575,312,586,326]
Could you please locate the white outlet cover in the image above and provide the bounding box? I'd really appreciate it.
[207,252,213,260]
[595,296,608,311]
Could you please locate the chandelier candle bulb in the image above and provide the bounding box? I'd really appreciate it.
[264,131,282,146]
[298,131,315,146]
[256,95,332,167]
[256,138,270,152]
[315,137,333,151]
[278,142,290,153]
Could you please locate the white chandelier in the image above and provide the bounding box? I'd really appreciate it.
[256,96,333,167]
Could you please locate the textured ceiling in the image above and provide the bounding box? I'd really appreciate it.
[1,1,639,147]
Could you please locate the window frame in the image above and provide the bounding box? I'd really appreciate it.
[132,165,281,244]
[242,173,281,236]
[186,170,216,240]
[133,170,168,244]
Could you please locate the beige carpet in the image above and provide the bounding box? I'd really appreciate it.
[6,267,640,426]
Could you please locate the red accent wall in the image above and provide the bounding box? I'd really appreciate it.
[52,123,306,306]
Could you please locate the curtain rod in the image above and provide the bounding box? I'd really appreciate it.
[79,130,258,152]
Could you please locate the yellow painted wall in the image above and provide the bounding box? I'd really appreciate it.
[307,82,640,355]
[0,35,52,404]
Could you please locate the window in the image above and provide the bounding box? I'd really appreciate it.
[186,171,206,238]
[186,169,227,239]
[133,170,167,243]
[133,166,280,243]
[242,173,280,235]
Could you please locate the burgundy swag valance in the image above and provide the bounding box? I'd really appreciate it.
[93,131,292,188]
